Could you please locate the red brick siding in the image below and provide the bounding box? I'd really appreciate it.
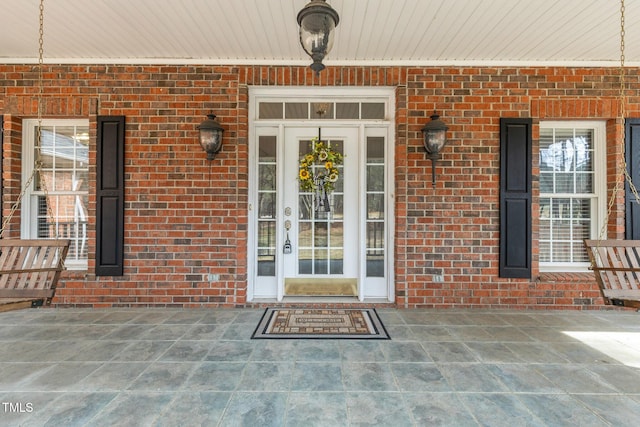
[1,64,636,309]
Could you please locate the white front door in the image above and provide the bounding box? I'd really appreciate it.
[282,127,359,295]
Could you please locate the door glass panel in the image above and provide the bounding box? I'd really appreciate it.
[257,136,277,276]
[314,222,328,246]
[330,249,344,274]
[298,138,344,275]
[258,165,276,191]
[314,249,328,274]
[259,136,277,161]
[311,103,334,119]
[285,103,308,119]
[366,136,385,277]
[330,195,344,220]
[257,249,276,276]
[259,102,283,119]
[298,222,312,247]
[258,221,275,243]
[336,103,359,119]
[361,103,386,119]
[331,223,343,247]
[258,193,275,218]
[367,137,385,162]
[299,249,312,274]
[367,194,385,220]
[367,165,384,191]
[299,195,313,220]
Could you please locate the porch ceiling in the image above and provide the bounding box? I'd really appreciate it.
[1,0,638,67]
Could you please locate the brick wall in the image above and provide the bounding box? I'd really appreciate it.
[1,64,636,309]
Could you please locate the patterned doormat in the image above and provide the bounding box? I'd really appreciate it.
[251,308,390,339]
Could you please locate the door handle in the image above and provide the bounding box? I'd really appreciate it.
[284,214,292,253]
[283,237,292,254]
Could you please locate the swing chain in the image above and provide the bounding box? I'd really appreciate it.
[599,0,640,240]
[0,0,56,239]
[36,0,58,239]
[618,0,640,207]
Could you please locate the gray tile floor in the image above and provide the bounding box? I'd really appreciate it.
[0,308,639,426]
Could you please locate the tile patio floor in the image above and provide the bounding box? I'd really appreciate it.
[0,307,639,426]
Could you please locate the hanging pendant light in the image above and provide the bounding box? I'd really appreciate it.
[297,0,340,75]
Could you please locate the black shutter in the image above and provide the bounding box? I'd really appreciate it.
[626,119,640,239]
[96,116,125,276]
[500,118,532,278]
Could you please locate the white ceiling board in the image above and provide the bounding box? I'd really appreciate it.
[0,0,637,66]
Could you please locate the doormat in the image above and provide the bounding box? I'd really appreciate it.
[251,308,390,339]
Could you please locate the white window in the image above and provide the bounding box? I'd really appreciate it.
[22,119,89,270]
[539,121,606,271]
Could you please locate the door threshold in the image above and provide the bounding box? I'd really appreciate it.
[284,278,358,296]
[249,296,393,306]
[281,296,361,304]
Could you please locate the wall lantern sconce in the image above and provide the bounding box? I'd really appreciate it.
[198,113,224,161]
[421,112,449,187]
[297,0,340,75]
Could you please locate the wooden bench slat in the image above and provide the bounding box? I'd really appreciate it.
[0,239,71,248]
[0,298,37,312]
[595,245,622,292]
[615,246,640,290]
[0,246,22,288]
[6,271,58,291]
[612,246,634,291]
[16,247,39,291]
[28,247,53,291]
[604,247,624,291]
[625,247,640,290]
[0,267,64,275]
[0,289,55,298]
[603,289,640,309]
[624,245,640,290]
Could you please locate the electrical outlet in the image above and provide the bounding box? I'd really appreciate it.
[207,273,219,282]
[433,274,444,283]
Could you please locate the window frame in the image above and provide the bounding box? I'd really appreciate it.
[539,120,607,272]
[22,119,90,270]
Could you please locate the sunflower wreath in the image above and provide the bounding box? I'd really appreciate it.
[298,137,344,193]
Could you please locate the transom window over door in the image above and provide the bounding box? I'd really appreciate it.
[23,119,89,269]
[539,121,606,271]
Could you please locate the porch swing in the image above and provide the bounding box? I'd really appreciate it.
[583,0,640,309]
[0,0,70,308]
